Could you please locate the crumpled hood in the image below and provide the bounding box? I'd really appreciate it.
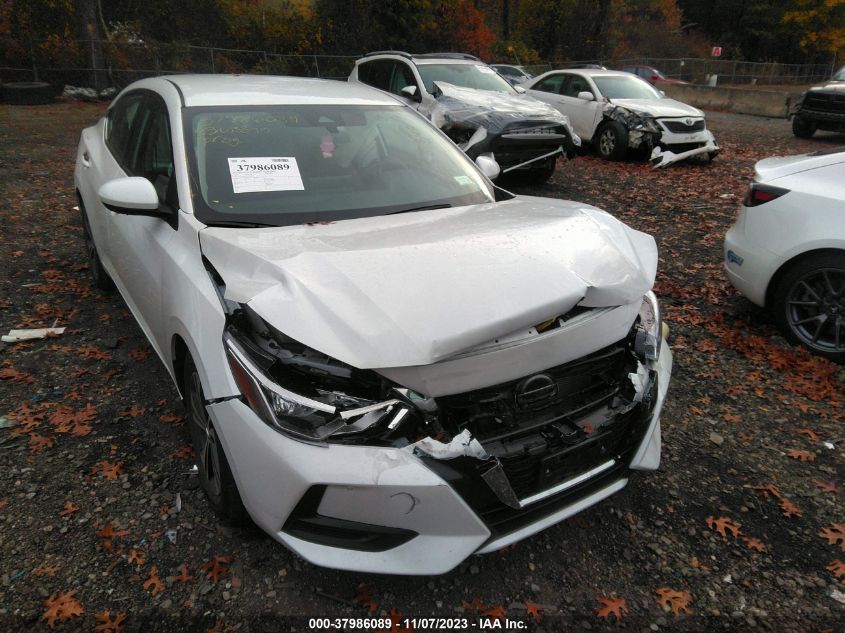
[612,98,704,119]
[429,81,577,141]
[755,150,845,182]
[200,197,657,369]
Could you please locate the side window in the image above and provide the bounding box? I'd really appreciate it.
[533,74,566,94]
[388,61,418,96]
[106,93,145,166]
[562,75,592,98]
[357,60,392,91]
[134,98,175,206]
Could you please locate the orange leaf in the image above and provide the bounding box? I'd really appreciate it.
[41,591,84,628]
[97,524,129,539]
[819,524,845,551]
[143,565,164,596]
[827,559,845,580]
[200,555,234,584]
[129,348,151,361]
[91,460,124,480]
[795,428,819,441]
[815,480,841,494]
[174,564,194,583]
[462,597,487,613]
[525,601,543,622]
[58,501,79,517]
[778,497,802,518]
[706,516,742,539]
[159,412,184,424]
[655,588,692,615]
[786,449,815,462]
[742,536,768,553]
[94,611,127,633]
[33,564,60,577]
[595,596,628,620]
[481,605,506,620]
[29,432,55,453]
[127,548,145,567]
[172,446,194,459]
[750,484,782,500]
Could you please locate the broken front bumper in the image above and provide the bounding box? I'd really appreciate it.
[207,342,672,575]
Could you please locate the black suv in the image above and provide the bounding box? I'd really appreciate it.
[791,66,845,138]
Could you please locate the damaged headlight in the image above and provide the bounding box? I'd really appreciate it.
[634,116,661,134]
[224,333,409,442]
[634,291,662,362]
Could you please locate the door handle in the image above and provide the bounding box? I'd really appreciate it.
[81,151,91,168]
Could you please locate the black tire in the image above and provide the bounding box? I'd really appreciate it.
[595,121,629,160]
[792,116,816,139]
[79,202,115,291]
[1,81,53,105]
[183,355,249,524]
[771,252,845,363]
[517,158,556,184]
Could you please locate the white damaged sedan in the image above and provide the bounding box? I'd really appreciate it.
[75,75,672,574]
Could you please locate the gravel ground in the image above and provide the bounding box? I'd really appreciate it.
[0,102,843,632]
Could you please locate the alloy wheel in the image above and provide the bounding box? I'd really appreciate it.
[785,268,845,353]
[187,370,223,498]
[599,129,616,156]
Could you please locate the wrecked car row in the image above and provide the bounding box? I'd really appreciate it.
[75,74,672,574]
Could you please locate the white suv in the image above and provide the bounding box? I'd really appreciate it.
[350,51,580,183]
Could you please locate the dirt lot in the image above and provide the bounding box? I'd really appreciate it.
[0,102,843,632]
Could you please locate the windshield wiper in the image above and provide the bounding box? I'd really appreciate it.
[387,203,452,215]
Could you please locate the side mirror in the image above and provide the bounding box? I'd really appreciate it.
[98,177,166,217]
[475,153,501,180]
[514,85,526,94]
[400,85,421,102]
[577,91,595,101]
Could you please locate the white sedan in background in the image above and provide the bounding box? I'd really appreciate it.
[725,149,845,362]
[75,74,671,574]
[523,69,719,165]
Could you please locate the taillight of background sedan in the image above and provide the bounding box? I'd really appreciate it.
[75,74,672,574]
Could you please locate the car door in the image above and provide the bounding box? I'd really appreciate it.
[558,74,603,140]
[105,92,179,360]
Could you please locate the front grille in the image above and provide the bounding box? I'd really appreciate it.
[436,342,631,443]
[660,119,705,133]
[803,92,845,115]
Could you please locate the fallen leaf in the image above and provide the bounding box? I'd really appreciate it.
[355,583,377,613]
[33,564,60,577]
[58,501,79,517]
[159,412,183,424]
[462,597,487,613]
[815,481,841,494]
[91,460,124,480]
[29,432,55,453]
[742,536,768,553]
[786,449,816,462]
[596,596,628,620]
[779,497,802,518]
[174,564,194,583]
[819,524,845,551]
[97,524,129,539]
[143,565,164,596]
[42,591,84,628]
[796,428,819,441]
[525,601,543,622]
[827,560,845,580]
[201,555,234,584]
[127,548,145,567]
[482,605,507,620]
[94,610,127,633]
[655,587,692,615]
[706,516,742,539]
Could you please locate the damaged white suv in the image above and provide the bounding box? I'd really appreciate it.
[74,75,672,575]
[524,69,719,166]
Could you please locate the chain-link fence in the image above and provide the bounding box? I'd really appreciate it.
[0,38,359,89]
[1,38,838,91]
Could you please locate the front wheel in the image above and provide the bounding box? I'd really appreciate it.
[771,252,845,363]
[79,202,114,291]
[184,355,249,524]
[792,116,816,139]
[595,121,629,160]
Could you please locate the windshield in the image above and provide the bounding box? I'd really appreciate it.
[593,76,662,100]
[833,66,845,81]
[418,63,516,95]
[184,104,494,227]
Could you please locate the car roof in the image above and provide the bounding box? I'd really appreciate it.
[160,74,398,107]
[359,52,482,66]
[552,69,631,78]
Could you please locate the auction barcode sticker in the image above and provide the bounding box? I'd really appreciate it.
[227,157,304,193]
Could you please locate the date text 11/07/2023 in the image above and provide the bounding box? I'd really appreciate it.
[307,617,530,630]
